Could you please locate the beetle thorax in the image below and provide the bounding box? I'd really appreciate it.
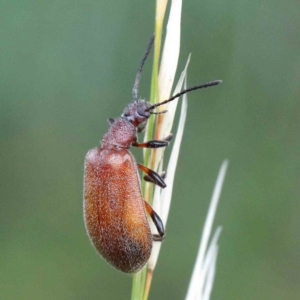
[101,118,137,149]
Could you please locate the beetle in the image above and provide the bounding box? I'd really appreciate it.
[83,36,221,273]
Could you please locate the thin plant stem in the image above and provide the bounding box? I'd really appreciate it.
[143,269,153,300]
[131,1,168,300]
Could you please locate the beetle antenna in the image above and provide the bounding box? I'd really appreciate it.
[150,110,168,115]
[145,80,222,111]
[132,35,155,101]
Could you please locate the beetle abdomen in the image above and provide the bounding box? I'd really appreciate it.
[84,147,152,273]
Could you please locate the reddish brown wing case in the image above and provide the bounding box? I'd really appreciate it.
[84,147,152,273]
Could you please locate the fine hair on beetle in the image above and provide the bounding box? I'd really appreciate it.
[83,35,222,273]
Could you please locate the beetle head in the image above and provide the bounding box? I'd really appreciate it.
[121,100,152,126]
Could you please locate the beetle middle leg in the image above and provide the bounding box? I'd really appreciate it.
[137,164,166,188]
[144,200,165,241]
[144,170,166,185]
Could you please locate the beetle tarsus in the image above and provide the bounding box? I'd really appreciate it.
[152,234,164,242]
[164,133,173,142]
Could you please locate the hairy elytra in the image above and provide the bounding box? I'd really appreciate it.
[83,36,221,273]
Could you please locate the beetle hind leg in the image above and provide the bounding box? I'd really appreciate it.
[144,200,165,242]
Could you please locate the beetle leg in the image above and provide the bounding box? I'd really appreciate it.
[107,118,115,126]
[137,121,147,133]
[160,170,167,180]
[137,164,166,188]
[133,132,173,148]
[144,170,166,184]
[133,140,168,148]
[133,133,173,148]
[152,234,164,242]
[164,133,173,142]
[144,200,165,241]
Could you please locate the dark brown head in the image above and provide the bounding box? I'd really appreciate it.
[121,100,152,127]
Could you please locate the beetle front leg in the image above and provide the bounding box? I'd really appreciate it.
[137,164,166,188]
[132,133,173,149]
[132,140,168,148]
[144,200,165,242]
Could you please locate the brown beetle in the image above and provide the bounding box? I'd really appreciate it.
[84,36,221,273]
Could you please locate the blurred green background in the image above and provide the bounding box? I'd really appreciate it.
[1,0,300,299]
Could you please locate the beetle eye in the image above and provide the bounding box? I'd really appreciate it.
[137,107,150,118]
